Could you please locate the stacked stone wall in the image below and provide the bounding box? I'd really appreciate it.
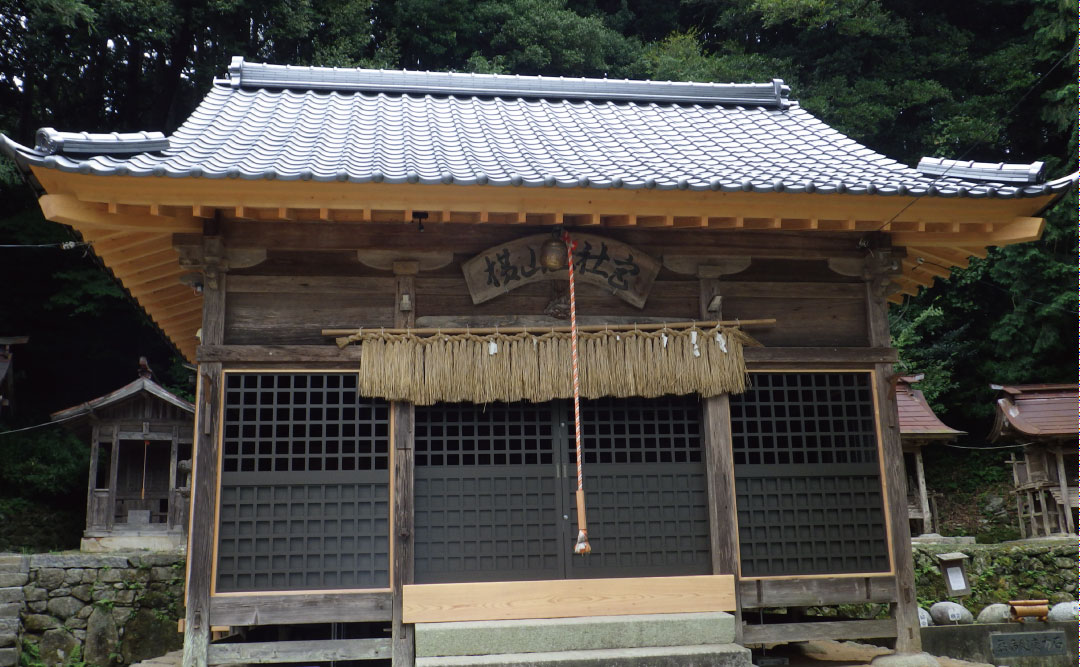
[0,553,183,667]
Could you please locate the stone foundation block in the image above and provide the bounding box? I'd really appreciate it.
[416,613,736,657]
[0,575,27,588]
[0,647,16,667]
[0,555,28,573]
[0,590,23,604]
[415,644,752,666]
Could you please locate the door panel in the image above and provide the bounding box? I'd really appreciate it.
[414,395,709,583]
[413,402,564,583]
[567,395,711,578]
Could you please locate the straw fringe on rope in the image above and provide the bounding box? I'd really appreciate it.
[340,325,759,405]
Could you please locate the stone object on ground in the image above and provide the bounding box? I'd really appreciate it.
[974,603,1010,624]
[1048,601,1079,621]
[870,652,942,666]
[929,601,973,625]
[918,607,933,627]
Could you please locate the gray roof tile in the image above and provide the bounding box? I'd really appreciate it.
[1,58,1075,200]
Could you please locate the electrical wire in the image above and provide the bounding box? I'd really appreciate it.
[870,47,1074,235]
[942,442,1032,450]
[0,411,83,436]
[909,258,1078,313]
[0,241,89,249]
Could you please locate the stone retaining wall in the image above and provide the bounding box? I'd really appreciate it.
[0,553,184,667]
[913,540,1078,611]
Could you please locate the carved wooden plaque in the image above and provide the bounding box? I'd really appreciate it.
[462,234,660,308]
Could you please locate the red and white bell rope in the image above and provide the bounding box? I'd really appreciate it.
[563,231,592,555]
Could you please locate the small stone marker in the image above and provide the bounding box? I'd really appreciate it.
[917,608,933,627]
[990,630,1067,658]
[975,603,1011,624]
[1046,601,1078,622]
[929,601,972,625]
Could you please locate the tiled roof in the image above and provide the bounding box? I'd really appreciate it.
[896,376,964,439]
[2,57,1074,198]
[990,383,1077,440]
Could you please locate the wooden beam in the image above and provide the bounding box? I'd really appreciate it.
[32,170,1058,231]
[891,216,1044,247]
[403,575,736,623]
[745,347,897,364]
[742,619,897,644]
[39,194,202,233]
[740,577,897,608]
[192,345,898,365]
[207,639,391,665]
[208,592,393,626]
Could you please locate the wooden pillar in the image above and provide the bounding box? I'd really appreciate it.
[864,253,920,653]
[392,262,417,667]
[168,425,179,529]
[86,424,100,533]
[183,228,226,667]
[1055,451,1074,534]
[1038,489,1054,536]
[106,426,120,530]
[914,447,932,535]
[699,277,742,643]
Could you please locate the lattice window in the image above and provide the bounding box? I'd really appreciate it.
[731,372,877,466]
[222,373,389,473]
[415,402,555,467]
[731,372,889,577]
[579,395,703,465]
[217,372,390,592]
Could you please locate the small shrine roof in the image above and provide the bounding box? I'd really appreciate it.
[896,375,964,440]
[51,376,194,423]
[990,383,1077,440]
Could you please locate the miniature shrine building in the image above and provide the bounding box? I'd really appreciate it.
[51,363,194,552]
[3,58,1075,666]
[895,375,964,536]
[990,383,1078,538]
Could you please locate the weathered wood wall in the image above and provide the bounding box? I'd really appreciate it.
[217,222,870,348]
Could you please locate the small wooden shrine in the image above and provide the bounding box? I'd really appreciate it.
[895,375,964,536]
[51,360,194,552]
[4,58,1075,666]
[990,383,1077,538]
[0,336,29,419]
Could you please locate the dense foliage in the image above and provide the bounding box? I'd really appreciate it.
[0,0,1074,545]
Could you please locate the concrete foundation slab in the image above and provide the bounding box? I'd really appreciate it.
[415,612,735,657]
[416,643,752,667]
